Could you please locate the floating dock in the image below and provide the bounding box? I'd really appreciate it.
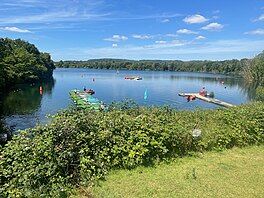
[178,93,235,108]
[69,90,104,110]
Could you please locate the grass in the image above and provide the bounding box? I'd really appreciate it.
[76,146,264,198]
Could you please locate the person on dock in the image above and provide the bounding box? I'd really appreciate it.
[199,87,207,96]
[187,95,196,102]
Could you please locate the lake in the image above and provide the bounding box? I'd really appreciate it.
[1,68,252,131]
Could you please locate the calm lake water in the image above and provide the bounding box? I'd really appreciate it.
[1,68,252,131]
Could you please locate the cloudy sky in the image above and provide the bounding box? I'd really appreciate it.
[0,0,264,61]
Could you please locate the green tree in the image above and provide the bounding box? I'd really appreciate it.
[0,38,55,89]
[243,51,264,86]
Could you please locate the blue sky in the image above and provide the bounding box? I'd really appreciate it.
[0,0,264,61]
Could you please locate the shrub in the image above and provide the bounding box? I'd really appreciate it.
[256,86,264,102]
[0,103,264,197]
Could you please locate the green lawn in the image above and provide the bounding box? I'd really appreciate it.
[77,146,264,198]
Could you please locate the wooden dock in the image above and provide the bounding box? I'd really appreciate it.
[178,93,235,108]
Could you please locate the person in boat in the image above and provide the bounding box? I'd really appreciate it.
[85,89,95,95]
[83,86,86,92]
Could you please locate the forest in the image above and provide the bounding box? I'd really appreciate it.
[0,38,55,91]
[55,58,250,75]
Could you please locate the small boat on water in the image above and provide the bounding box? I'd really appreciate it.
[125,76,142,80]
[86,89,95,95]
[69,90,105,110]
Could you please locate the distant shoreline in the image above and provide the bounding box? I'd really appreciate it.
[55,58,247,76]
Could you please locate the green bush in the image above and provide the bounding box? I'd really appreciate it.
[1,103,264,197]
[256,86,264,101]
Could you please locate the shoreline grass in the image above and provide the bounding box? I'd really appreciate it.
[82,146,264,198]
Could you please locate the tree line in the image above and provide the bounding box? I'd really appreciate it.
[56,58,250,75]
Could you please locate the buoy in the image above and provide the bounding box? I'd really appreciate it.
[39,86,43,91]
[39,86,43,95]
[92,78,95,82]
[144,89,148,100]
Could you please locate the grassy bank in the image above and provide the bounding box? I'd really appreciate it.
[1,102,264,197]
[88,145,264,198]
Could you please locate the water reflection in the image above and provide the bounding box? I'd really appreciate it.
[169,74,243,87]
[1,78,55,132]
[0,97,11,144]
[2,79,55,115]
[239,81,259,100]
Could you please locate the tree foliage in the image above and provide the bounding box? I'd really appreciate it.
[0,38,55,90]
[55,58,249,75]
[256,86,264,101]
[243,51,264,86]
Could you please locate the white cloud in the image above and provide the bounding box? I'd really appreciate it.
[177,28,198,34]
[212,10,220,14]
[212,16,219,20]
[161,18,170,23]
[104,35,128,42]
[254,14,264,22]
[58,39,264,61]
[155,40,167,44]
[0,11,110,24]
[132,34,152,39]
[152,40,187,48]
[0,26,31,33]
[196,35,206,40]
[165,33,178,37]
[245,29,264,35]
[183,14,208,24]
[111,13,181,21]
[202,23,224,31]
[112,43,118,47]
[0,0,110,25]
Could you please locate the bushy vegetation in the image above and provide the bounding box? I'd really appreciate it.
[56,58,248,75]
[0,38,55,90]
[256,86,264,102]
[1,102,264,197]
[243,51,264,86]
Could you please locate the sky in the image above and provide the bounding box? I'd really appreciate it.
[0,0,264,61]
